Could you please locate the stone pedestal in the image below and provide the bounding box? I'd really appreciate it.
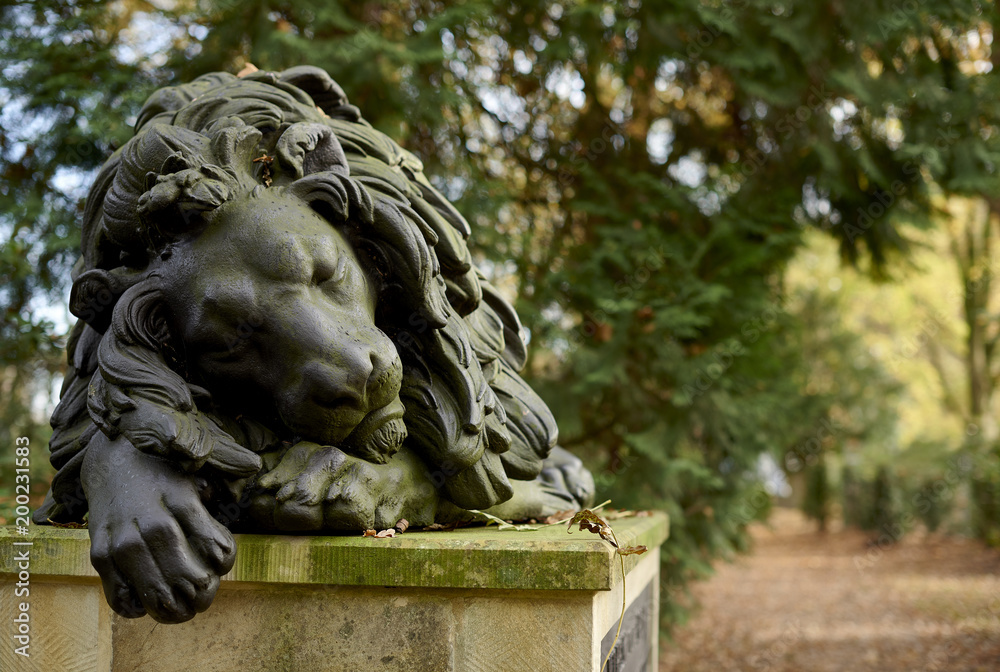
[1,512,668,672]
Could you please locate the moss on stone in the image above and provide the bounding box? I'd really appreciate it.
[1,512,668,591]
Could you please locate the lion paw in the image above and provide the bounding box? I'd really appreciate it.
[256,442,375,530]
[253,442,437,531]
[83,436,235,623]
[538,446,596,509]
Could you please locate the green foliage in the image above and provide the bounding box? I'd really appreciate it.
[970,478,1000,545]
[867,465,902,538]
[3,0,999,630]
[777,281,903,480]
[841,466,866,529]
[970,449,1000,546]
[913,477,952,534]
[841,450,969,539]
[802,460,830,531]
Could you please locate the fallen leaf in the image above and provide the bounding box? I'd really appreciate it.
[567,509,618,547]
[617,545,648,556]
[542,509,576,525]
[362,529,377,537]
[47,519,88,529]
[394,519,409,534]
[468,509,539,531]
[236,63,259,77]
[375,529,396,538]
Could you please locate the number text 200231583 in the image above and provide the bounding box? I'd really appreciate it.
[11,436,33,658]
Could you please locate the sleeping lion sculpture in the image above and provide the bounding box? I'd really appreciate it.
[35,66,595,623]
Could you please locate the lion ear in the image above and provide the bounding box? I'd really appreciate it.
[70,268,142,333]
[275,123,349,180]
[277,66,362,122]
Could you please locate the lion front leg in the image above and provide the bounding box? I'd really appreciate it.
[81,432,237,623]
[470,447,596,522]
[250,442,440,531]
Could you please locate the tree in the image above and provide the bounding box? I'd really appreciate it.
[841,465,866,529]
[915,476,952,534]
[802,458,830,532]
[868,465,901,538]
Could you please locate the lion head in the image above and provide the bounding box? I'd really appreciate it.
[37,67,562,527]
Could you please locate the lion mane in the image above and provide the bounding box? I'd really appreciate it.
[36,66,558,525]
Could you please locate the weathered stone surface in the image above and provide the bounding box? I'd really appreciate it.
[0,528,99,579]
[0,580,111,672]
[111,585,455,672]
[592,550,661,671]
[0,514,666,671]
[457,591,595,671]
[1,512,667,590]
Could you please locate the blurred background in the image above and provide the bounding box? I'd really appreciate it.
[1,1,999,667]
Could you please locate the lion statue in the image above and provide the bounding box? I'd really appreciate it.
[34,66,595,623]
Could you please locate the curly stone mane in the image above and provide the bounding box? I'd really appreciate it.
[36,67,558,525]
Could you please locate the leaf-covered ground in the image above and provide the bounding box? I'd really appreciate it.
[660,508,1000,671]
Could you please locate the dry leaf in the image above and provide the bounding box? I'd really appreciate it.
[375,529,396,538]
[542,509,576,525]
[236,63,259,77]
[394,519,409,534]
[567,509,618,547]
[47,519,88,529]
[617,545,648,556]
[362,529,377,537]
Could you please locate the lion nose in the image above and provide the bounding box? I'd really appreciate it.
[304,345,377,409]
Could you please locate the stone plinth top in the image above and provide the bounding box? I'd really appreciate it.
[1,511,667,592]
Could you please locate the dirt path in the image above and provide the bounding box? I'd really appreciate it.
[659,509,1000,671]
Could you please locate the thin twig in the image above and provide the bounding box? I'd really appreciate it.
[601,525,626,672]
